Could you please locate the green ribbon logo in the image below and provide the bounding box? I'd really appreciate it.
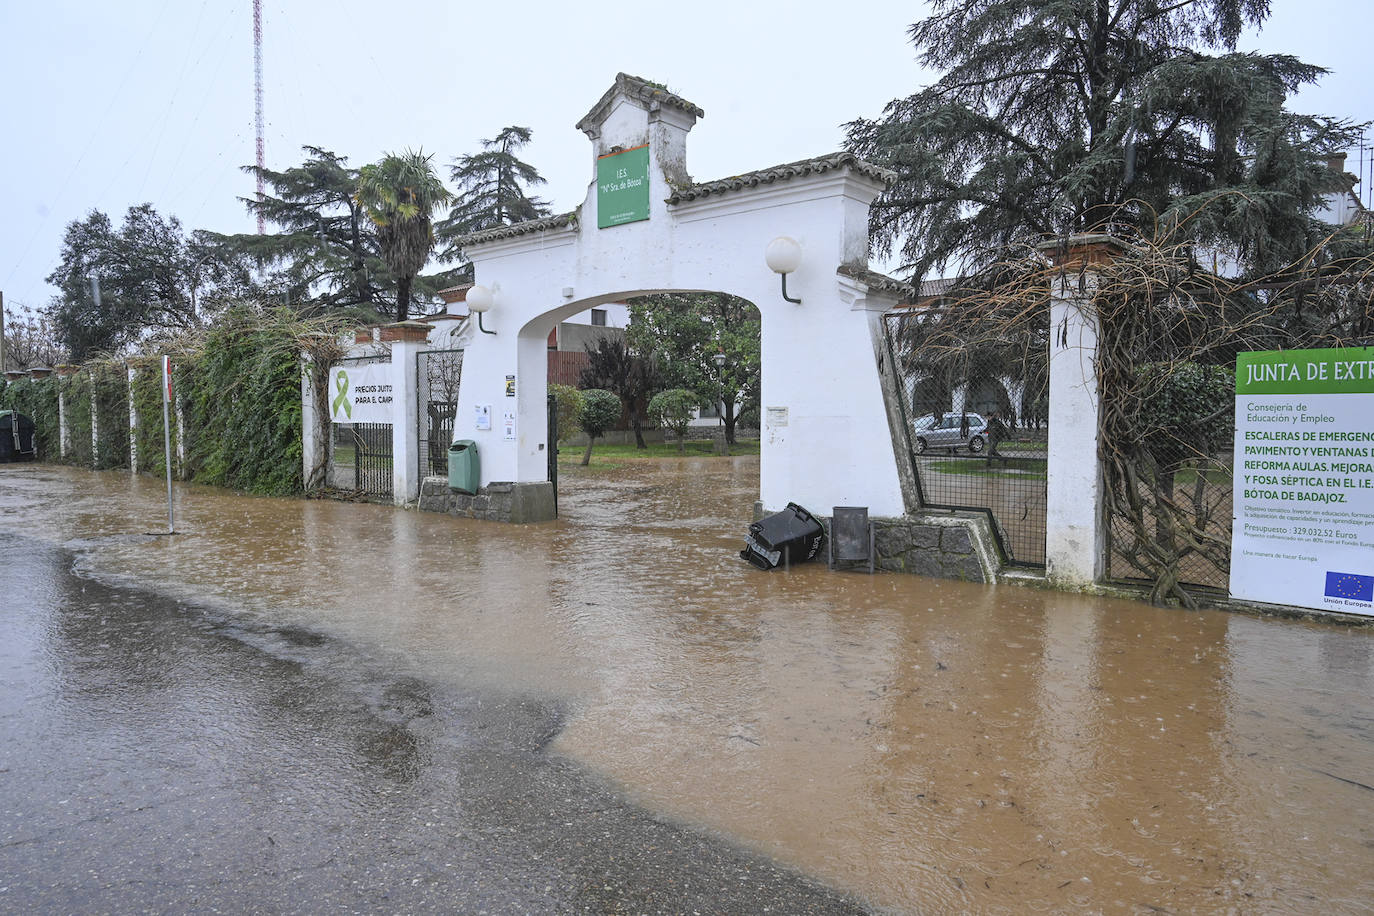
[332,370,352,419]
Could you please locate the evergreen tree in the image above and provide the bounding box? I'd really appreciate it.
[438,126,550,259]
[846,0,1364,280]
[236,146,389,313]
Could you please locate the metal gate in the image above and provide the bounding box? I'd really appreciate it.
[417,348,463,480]
[883,309,1048,567]
[328,354,393,500]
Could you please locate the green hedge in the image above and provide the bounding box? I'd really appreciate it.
[181,310,308,495]
[62,373,94,466]
[8,306,346,496]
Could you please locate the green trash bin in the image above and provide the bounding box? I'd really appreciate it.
[448,440,479,494]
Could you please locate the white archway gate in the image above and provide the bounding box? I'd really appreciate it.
[447,73,908,523]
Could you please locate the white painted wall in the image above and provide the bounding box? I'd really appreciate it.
[451,81,906,517]
[1045,278,1104,586]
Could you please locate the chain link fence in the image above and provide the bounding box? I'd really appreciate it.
[883,308,1048,566]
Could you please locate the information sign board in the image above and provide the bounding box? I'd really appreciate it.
[329,363,393,425]
[596,144,650,228]
[1230,346,1374,614]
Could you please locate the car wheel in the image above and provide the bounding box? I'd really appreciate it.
[915,437,927,455]
[968,435,985,454]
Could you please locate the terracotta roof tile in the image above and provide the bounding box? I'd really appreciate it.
[666,152,894,204]
[457,211,578,248]
[576,73,704,134]
[835,263,913,297]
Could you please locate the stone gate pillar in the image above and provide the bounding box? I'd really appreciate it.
[1039,235,1128,587]
[56,365,78,459]
[127,365,138,474]
[383,321,428,505]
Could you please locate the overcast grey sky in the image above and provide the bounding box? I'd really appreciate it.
[2,0,1370,314]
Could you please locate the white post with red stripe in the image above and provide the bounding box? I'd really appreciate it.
[161,354,175,534]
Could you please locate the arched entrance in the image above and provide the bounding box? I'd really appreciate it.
[451,74,906,521]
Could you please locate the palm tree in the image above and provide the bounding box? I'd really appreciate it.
[355,150,451,321]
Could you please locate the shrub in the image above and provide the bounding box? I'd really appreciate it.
[577,388,620,466]
[647,388,698,453]
[548,383,585,445]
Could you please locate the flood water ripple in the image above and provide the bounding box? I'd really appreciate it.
[2,460,1372,913]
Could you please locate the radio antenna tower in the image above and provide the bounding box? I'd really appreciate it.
[253,0,265,234]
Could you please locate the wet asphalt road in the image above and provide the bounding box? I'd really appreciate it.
[0,532,868,914]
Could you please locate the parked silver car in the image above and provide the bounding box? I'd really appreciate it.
[912,412,988,454]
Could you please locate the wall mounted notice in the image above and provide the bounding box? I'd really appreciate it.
[502,410,517,441]
[596,144,650,228]
[328,363,393,424]
[1230,346,1374,615]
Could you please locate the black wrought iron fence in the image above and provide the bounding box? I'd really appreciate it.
[328,355,392,500]
[417,348,462,479]
[883,307,1048,566]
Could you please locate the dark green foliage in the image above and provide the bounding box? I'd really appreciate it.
[577,388,621,466]
[16,307,345,495]
[626,292,760,445]
[437,126,551,259]
[579,337,658,449]
[1132,362,1233,461]
[61,374,93,466]
[92,365,131,470]
[235,146,392,315]
[846,0,1364,280]
[179,307,307,495]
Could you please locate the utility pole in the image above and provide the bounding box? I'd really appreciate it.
[0,290,6,372]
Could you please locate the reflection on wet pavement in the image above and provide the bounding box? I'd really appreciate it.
[2,461,1372,913]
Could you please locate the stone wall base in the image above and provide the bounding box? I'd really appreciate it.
[754,501,1002,583]
[864,514,999,583]
[418,478,557,524]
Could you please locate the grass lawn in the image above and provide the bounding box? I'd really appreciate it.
[929,457,1047,480]
[557,438,761,470]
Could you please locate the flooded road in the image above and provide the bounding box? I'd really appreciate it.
[2,460,1373,913]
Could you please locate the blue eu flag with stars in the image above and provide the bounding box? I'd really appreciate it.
[1325,571,1374,602]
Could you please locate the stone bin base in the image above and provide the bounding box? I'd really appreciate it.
[806,509,999,583]
[418,477,557,524]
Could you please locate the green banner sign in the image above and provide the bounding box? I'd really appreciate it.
[1237,346,1374,395]
[597,144,650,228]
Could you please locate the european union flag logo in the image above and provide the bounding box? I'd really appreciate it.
[1325,571,1374,602]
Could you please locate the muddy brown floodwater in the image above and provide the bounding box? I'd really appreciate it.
[3,459,1372,913]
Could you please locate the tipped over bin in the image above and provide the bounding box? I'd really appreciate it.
[0,410,36,462]
[448,439,479,494]
[739,502,824,570]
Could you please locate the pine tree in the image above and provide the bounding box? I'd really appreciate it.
[846,0,1364,280]
[238,146,388,312]
[438,126,551,258]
